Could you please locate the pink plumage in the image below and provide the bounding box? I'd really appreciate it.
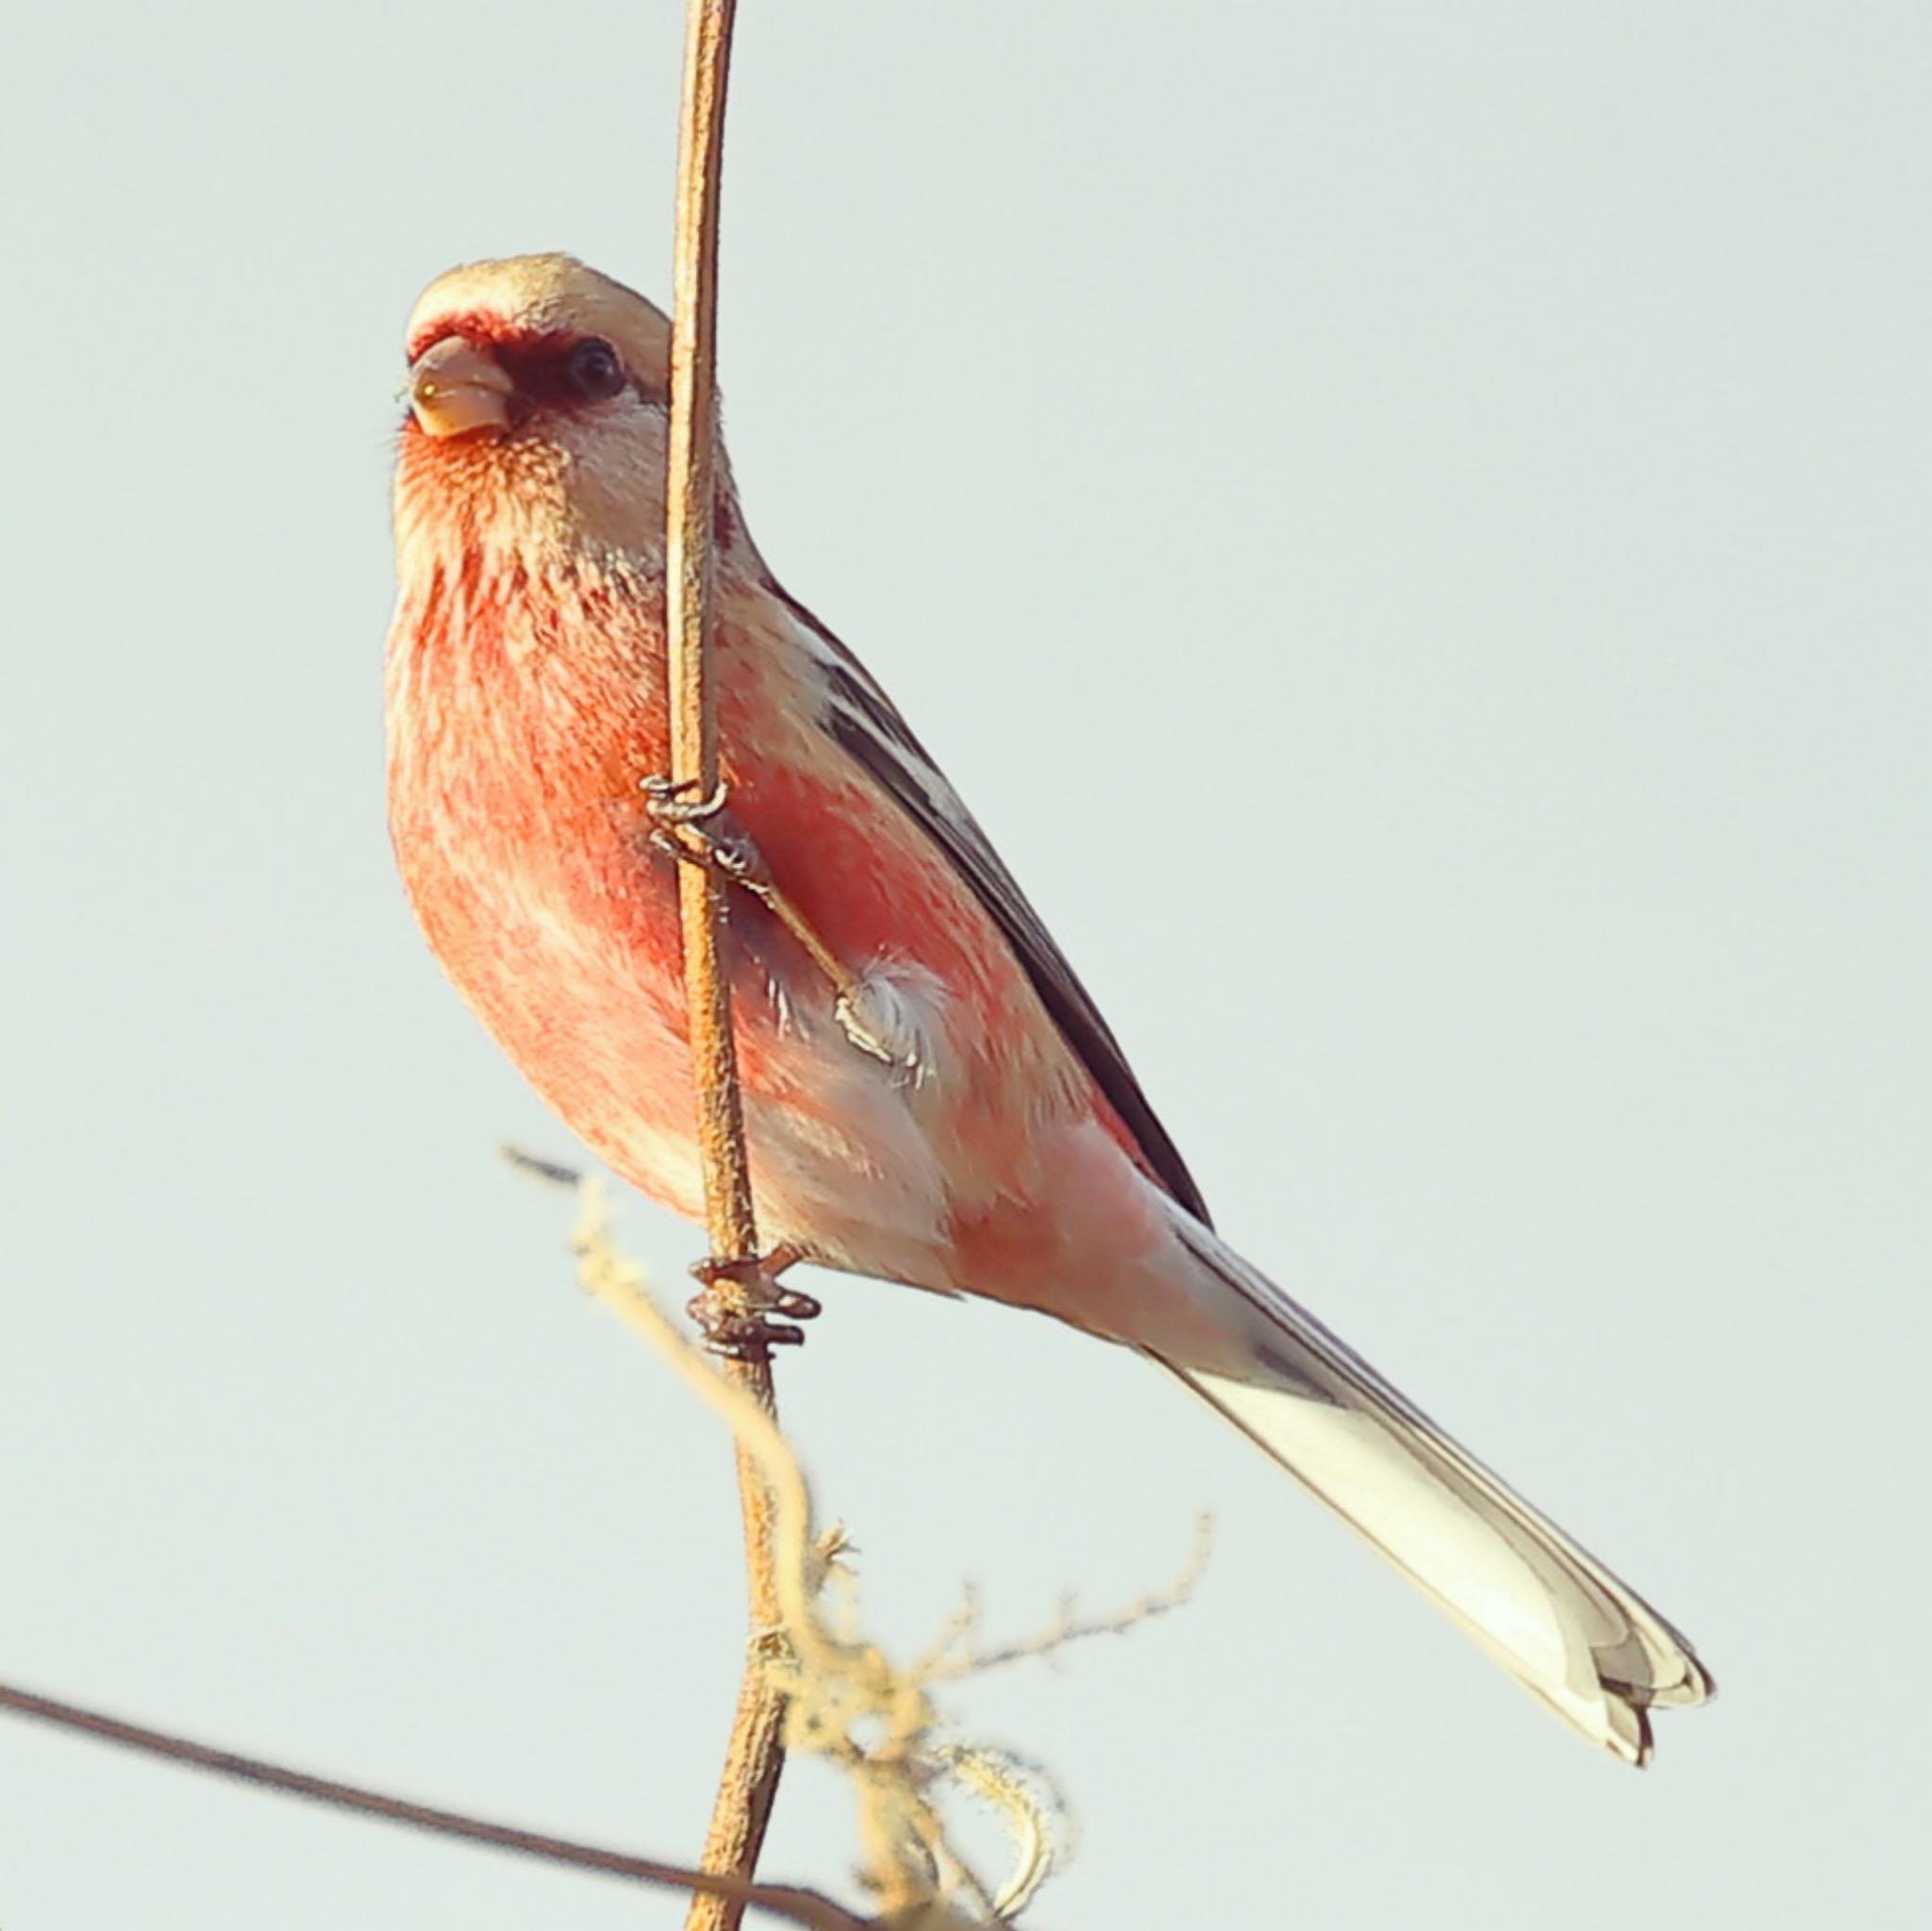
[389,253,1713,1763]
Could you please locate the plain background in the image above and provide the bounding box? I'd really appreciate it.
[2,3,1925,1925]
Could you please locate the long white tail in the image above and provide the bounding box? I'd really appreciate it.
[1159,1214,1713,1764]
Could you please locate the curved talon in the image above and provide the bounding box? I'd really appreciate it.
[687,1245,817,1358]
[688,1245,806,1290]
[643,792,763,885]
[708,836,758,880]
[687,1293,809,1358]
[641,773,730,827]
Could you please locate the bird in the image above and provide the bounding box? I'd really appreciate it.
[387,252,1713,1765]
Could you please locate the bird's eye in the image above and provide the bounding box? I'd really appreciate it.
[564,338,626,402]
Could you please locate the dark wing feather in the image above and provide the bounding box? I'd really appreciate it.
[769,581,1212,1227]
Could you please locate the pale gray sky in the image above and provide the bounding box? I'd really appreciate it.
[2,3,1925,1925]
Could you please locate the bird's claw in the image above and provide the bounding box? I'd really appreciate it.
[642,774,911,1078]
[643,778,766,885]
[688,1247,820,1359]
[641,773,729,828]
[648,823,762,883]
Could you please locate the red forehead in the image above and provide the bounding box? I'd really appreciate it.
[406,309,576,363]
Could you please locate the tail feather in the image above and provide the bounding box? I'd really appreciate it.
[1161,1216,1713,1764]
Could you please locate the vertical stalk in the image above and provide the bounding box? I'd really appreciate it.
[662,5,790,1928]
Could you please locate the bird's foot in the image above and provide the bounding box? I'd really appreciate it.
[688,1245,821,1358]
[642,773,914,1076]
[641,772,729,828]
[642,775,769,889]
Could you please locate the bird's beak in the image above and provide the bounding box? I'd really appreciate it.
[408,337,515,439]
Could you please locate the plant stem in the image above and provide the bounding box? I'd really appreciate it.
[662,6,791,1929]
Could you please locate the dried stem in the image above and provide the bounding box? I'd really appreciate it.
[0,1679,867,1930]
[663,5,791,1928]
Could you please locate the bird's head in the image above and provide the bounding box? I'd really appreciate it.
[393,253,686,572]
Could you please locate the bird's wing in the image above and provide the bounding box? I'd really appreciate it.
[770,580,1211,1226]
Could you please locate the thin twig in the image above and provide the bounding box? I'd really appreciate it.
[0,1679,868,1930]
[663,6,791,1929]
[924,1516,1216,1680]
[572,1185,1038,1923]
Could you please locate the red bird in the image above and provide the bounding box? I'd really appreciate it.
[388,254,1712,1763]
